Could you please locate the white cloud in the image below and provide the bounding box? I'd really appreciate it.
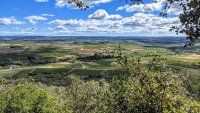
[48,9,180,35]
[108,15,122,20]
[35,0,48,2]
[0,9,178,36]
[64,19,84,27]
[123,13,178,25]
[55,0,111,8]
[41,14,55,17]
[88,9,122,20]
[116,0,182,15]
[167,2,183,15]
[117,0,166,12]
[89,9,109,19]
[56,30,72,35]
[0,17,24,25]
[1,31,32,35]
[55,25,67,30]
[47,27,53,31]
[26,27,37,32]
[0,18,11,25]
[121,13,180,34]
[48,19,66,25]
[49,19,84,27]
[25,16,47,24]
[116,1,163,12]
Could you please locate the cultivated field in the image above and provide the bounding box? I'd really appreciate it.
[0,39,199,85]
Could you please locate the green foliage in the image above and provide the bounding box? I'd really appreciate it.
[109,55,200,112]
[0,58,200,113]
[169,0,200,46]
[12,69,32,79]
[28,56,57,65]
[0,84,62,113]
[64,75,111,113]
[0,74,3,84]
[1,41,200,112]
[181,70,200,100]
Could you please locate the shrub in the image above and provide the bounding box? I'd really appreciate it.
[0,83,62,113]
[109,56,200,112]
[64,75,111,113]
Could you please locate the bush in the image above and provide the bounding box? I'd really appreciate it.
[0,83,62,113]
[64,75,111,113]
[109,56,200,112]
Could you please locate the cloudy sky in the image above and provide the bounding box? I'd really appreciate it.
[0,0,183,36]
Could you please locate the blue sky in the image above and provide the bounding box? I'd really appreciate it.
[0,0,183,36]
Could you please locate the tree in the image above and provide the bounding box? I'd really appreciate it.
[64,75,111,113]
[170,0,200,46]
[109,55,200,112]
[67,0,89,9]
[0,73,3,85]
[0,84,62,113]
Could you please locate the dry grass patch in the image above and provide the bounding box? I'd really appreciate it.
[178,54,200,60]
